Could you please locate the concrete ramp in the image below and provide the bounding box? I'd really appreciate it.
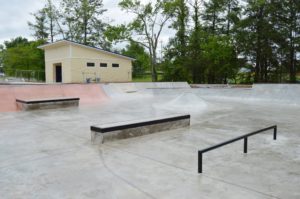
[252,84,300,104]
[194,84,300,105]
[0,84,108,112]
[154,92,207,115]
[102,82,190,100]
[134,82,190,89]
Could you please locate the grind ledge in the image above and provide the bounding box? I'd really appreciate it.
[91,114,190,144]
[16,97,80,111]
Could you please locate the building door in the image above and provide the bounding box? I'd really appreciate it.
[55,65,62,83]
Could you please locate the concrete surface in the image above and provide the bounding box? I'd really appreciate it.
[0,84,108,112]
[0,84,299,199]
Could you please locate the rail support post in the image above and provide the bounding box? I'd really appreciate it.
[198,151,202,173]
[244,137,248,153]
[274,126,277,140]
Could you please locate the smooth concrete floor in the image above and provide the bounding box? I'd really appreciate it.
[0,89,299,199]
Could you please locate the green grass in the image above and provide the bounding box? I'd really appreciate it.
[133,77,152,82]
[133,74,164,82]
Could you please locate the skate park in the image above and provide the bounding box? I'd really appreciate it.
[0,82,299,199]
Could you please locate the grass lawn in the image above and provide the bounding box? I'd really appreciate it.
[133,74,164,82]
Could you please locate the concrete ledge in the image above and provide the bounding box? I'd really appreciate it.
[91,114,190,144]
[16,97,80,111]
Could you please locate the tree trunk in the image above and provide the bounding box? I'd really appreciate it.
[151,52,158,82]
[226,3,231,35]
[84,18,88,45]
[289,47,296,83]
[50,17,54,42]
[255,7,264,83]
[212,12,216,34]
[289,11,296,83]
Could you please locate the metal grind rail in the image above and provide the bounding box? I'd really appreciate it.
[198,125,277,173]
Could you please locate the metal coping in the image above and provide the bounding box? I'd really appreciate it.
[91,114,191,133]
[16,98,80,104]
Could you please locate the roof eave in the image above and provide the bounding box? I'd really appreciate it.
[37,40,136,61]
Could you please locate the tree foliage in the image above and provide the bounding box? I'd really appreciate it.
[106,0,172,81]
[122,41,151,77]
[1,38,45,80]
[11,0,300,83]
[28,9,49,41]
[28,0,110,49]
[60,0,110,48]
[162,0,299,83]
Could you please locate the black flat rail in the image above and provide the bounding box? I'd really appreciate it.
[198,125,277,173]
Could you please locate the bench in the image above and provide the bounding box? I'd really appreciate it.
[91,114,190,144]
[16,97,80,111]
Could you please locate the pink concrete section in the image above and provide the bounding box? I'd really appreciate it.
[0,84,109,112]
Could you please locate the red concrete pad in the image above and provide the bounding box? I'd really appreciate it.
[62,84,108,105]
[13,85,65,100]
[0,84,109,112]
[0,86,18,112]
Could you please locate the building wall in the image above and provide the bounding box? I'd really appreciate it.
[43,43,132,83]
[69,45,132,83]
[44,45,72,83]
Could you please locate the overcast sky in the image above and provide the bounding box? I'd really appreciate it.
[0,0,173,49]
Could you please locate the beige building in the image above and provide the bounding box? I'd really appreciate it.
[38,40,134,83]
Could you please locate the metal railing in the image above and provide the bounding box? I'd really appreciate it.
[198,125,277,173]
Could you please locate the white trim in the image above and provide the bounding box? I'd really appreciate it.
[38,40,135,61]
[44,57,122,62]
[71,57,122,62]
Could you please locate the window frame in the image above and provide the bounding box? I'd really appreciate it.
[112,63,120,68]
[87,62,95,67]
[100,63,108,67]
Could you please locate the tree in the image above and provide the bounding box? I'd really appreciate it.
[121,41,151,77]
[107,0,172,81]
[162,0,241,83]
[2,38,45,80]
[162,0,190,81]
[202,35,239,83]
[236,0,278,82]
[202,0,225,35]
[168,0,189,58]
[223,0,241,35]
[28,9,49,41]
[28,0,61,42]
[60,0,110,48]
[187,0,204,83]
[273,0,300,83]
[44,0,63,42]
[4,37,29,49]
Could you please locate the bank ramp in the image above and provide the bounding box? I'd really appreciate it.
[102,82,190,99]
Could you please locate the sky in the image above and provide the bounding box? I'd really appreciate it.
[0,0,173,49]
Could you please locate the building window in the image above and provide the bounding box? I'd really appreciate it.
[87,62,95,67]
[100,63,107,67]
[112,63,119,68]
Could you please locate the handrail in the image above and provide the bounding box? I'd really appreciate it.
[198,125,277,173]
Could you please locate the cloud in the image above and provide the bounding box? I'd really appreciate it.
[0,0,174,48]
[0,0,46,44]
